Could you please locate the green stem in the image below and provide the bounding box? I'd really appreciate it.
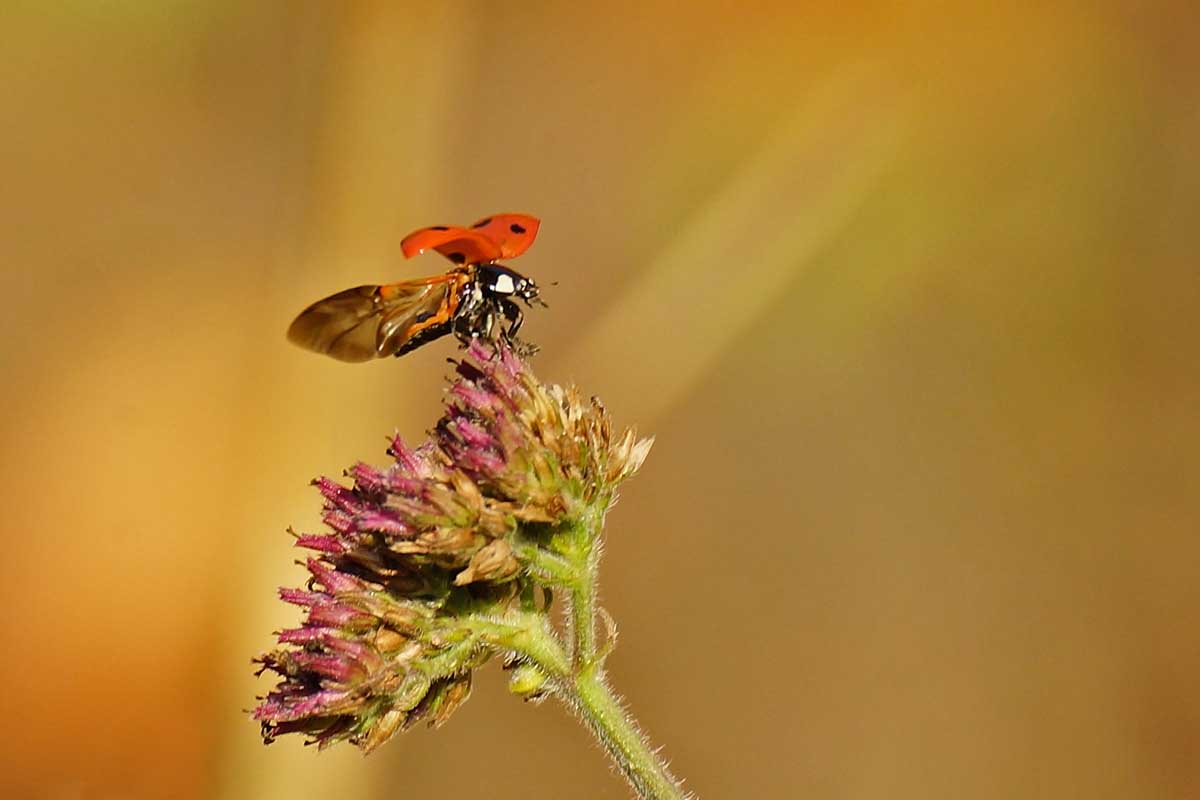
[470,610,571,679]
[511,535,577,584]
[504,507,690,799]
[568,507,687,800]
[503,599,688,800]
[566,665,688,800]
[570,563,597,665]
[564,506,602,665]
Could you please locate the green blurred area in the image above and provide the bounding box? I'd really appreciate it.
[1,2,1197,798]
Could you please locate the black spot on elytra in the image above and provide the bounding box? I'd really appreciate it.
[447,252,467,264]
[472,217,492,228]
[414,311,433,322]
[510,223,526,234]
[431,225,450,231]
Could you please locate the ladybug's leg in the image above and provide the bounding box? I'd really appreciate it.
[452,313,475,346]
[499,298,538,357]
[500,298,524,339]
[452,285,485,345]
[477,304,497,340]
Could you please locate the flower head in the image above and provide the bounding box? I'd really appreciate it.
[438,342,653,520]
[254,342,652,752]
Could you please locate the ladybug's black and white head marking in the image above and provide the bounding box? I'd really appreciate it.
[477,263,541,305]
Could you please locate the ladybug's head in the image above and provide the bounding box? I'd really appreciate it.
[514,274,544,306]
[482,265,547,307]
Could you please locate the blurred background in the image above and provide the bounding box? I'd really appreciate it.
[2,1,1198,798]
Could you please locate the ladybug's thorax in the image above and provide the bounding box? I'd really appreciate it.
[477,263,530,298]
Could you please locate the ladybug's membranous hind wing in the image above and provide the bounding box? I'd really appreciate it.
[286,278,458,362]
[375,275,466,357]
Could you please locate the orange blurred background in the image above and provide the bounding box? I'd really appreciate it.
[2,2,1198,798]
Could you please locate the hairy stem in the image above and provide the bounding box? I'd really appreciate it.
[504,508,690,799]
[504,593,689,800]
[562,505,603,665]
[471,610,570,679]
[565,664,688,800]
[570,556,598,665]
[567,507,687,799]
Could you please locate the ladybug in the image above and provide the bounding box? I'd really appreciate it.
[287,213,545,362]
